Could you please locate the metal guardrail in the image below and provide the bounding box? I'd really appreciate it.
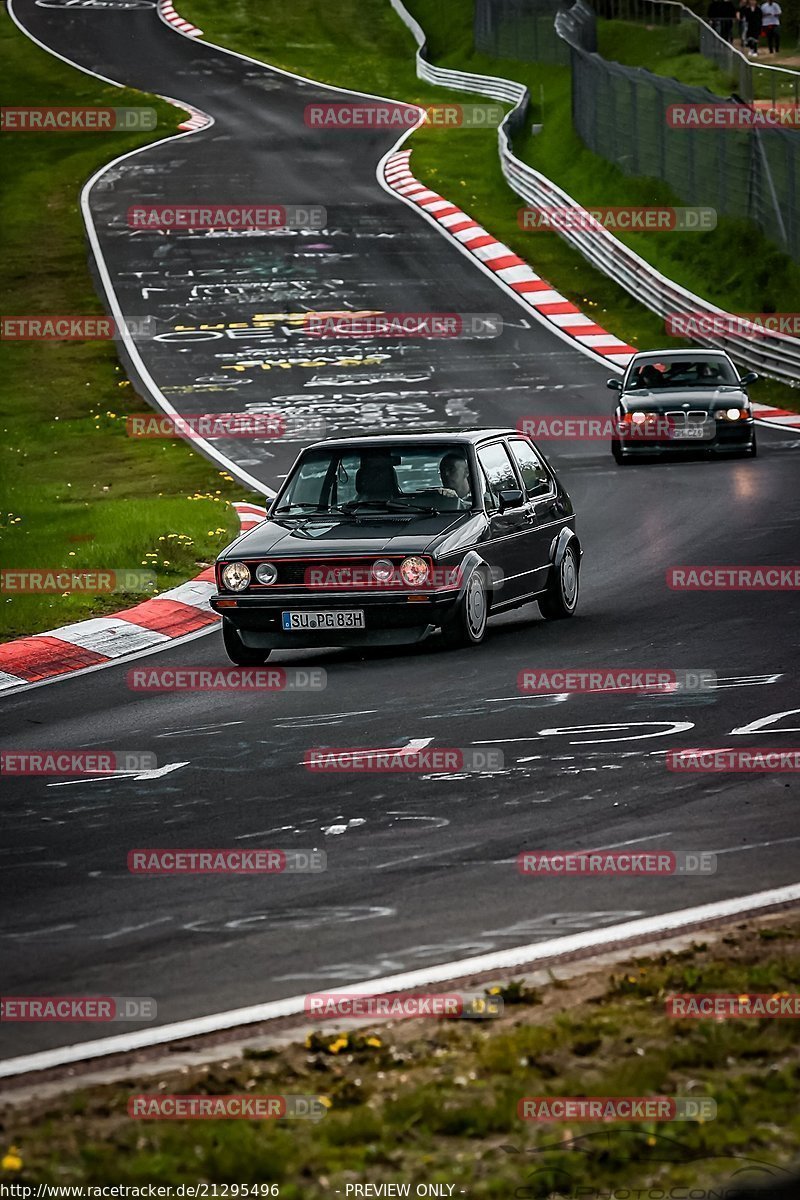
[389,0,800,384]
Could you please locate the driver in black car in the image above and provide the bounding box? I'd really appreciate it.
[439,452,471,504]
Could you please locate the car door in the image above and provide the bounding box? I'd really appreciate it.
[507,437,563,597]
[475,440,534,604]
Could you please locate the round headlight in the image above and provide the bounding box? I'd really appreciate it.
[631,411,647,424]
[256,562,278,585]
[372,559,395,583]
[400,556,429,586]
[726,407,741,421]
[221,561,251,592]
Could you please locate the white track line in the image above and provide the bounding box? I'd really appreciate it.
[2,883,798,1079]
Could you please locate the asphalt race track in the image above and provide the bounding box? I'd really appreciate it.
[2,0,799,1063]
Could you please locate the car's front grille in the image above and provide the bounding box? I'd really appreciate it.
[665,410,709,426]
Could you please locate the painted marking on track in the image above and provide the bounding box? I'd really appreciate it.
[47,762,189,786]
[537,722,695,744]
[156,721,244,738]
[730,708,800,735]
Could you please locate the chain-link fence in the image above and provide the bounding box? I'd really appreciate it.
[474,0,574,61]
[557,0,799,260]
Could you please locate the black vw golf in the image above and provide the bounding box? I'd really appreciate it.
[211,430,581,664]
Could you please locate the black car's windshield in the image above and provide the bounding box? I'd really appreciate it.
[276,444,476,515]
[626,356,739,390]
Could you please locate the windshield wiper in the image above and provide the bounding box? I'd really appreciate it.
[385,498,441,515]
[274,503,348,516]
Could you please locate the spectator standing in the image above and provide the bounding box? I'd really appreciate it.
[761,1,781,53]
[743,0,763,53]
[708,0,725,35]
[719,0,736,40]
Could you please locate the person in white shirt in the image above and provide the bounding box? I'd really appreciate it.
[762,1,782,53]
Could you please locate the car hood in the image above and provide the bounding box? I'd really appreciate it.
[621,386,749,410]
[219,512,470,559]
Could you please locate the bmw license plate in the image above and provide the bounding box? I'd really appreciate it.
[282,610,365,631]
[670,426,705,440]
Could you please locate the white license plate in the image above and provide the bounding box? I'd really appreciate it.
[282,610,365,631]
[670,426,706,440]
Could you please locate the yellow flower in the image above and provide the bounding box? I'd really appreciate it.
[488,986,501,995]
[1,1149,23,1171]
[318,1096,332,1108]
[328,1037,348,1054]
[366,1037,382,1048]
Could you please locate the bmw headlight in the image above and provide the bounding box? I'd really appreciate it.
[255,562,278,585]
[714,408,744,420]
[631,411,647,424]
[400,556,429,586]
[221,561,251,592]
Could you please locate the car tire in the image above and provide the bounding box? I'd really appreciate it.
[611,440,628,465]
[441,568,488,649]
[222,619,272,665]
[538,542,580,620]
[744,433,758,458]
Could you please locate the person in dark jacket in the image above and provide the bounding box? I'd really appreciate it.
[742,0,763,52]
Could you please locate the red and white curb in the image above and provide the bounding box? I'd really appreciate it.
[750,402,800,429]
[164,95,212,133]
[383,149,637,368]
[157,0,202,38]
[0,502,267,695]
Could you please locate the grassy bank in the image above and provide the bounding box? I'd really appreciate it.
[2,915,798,1190]
[181,0,799,412]
[0,11,251,642]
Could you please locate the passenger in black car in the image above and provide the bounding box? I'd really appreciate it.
[355,454,400,501]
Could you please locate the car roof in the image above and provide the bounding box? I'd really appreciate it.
[305,429,517,451]
[628,348,734,361]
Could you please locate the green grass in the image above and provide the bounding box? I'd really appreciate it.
[597,16,800,101]
[0,10,258,642]
[181,0,799,412]
[2,916,798,1190]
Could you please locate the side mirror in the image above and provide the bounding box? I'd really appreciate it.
[740,371,758,387]
[606,378,622,391]
[498,488,524,512]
